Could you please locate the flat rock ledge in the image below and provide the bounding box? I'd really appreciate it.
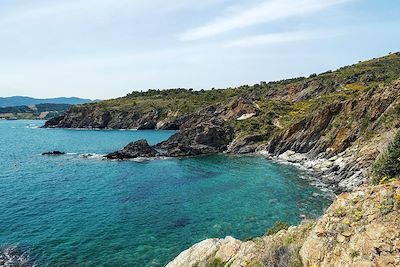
[167,181,400,267]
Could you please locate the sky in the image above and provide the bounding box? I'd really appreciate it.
[0,0,399,99]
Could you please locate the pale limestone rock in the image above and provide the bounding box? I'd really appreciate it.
[237,113,257,121]
[300,181,400,267]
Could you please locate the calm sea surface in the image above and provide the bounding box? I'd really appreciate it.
[0,120,331,266]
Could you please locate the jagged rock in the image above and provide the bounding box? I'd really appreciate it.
[300,181,400,267]
[156,114,190,130]
[227,134,268,154]
[268,102,343,156]
[156,112,235,157]
[106,139,159,159]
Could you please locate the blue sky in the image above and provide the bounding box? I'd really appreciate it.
[0,0,399,99]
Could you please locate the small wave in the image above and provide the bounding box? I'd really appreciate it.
[80,153,105,159]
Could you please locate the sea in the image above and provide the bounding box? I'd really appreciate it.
[0,120,331,266]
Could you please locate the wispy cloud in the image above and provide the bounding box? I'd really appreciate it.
[179,0,351,41]
[223,30,340,48]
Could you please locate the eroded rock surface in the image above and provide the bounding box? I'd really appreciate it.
[301,181,400,267]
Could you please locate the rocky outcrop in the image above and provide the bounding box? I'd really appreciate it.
[301,181,400,267]
[227,133,269,154]
[268,80,400,158]
[105,139,159,159]
[167,181,400,267]
[267,102,343,156]
[156,111,235,157]
[105,109,235,159]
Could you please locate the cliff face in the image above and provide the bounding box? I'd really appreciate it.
[167,181,400,267]
[44,106,162,130]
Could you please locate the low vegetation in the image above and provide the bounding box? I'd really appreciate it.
[372,130,400,184]
[265,221,290,236]
[72,53,400,142]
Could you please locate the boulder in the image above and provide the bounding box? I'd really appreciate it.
[106,139,159,159]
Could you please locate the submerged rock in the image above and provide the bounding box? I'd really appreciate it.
[41,151,65,155]
[0,246,35,267]
[106,139,159,159]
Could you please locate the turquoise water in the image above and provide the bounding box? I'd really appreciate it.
[0,120,331,267]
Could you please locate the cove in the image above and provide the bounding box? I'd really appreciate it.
[0,120,331,266]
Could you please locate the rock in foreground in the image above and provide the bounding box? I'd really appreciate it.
[106,139,159,159]
[301,180,400,267]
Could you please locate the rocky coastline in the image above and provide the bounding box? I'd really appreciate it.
[40,54,400,266]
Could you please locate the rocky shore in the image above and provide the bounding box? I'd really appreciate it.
[262,149,367,194]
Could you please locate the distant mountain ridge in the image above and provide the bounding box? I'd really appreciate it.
[0,96,94,107]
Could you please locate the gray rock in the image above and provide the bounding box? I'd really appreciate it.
[106,139,159,159]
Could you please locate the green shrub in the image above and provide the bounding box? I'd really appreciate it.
[372,130,400,184]
[350,250,360,258]
[266,221,289,236]
[206,258,224,267]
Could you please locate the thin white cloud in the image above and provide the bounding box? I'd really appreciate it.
[179,0,351,41]
[224,30,340,48]
[0,0,230,26]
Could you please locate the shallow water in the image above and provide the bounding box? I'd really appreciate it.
[0,120,331,266]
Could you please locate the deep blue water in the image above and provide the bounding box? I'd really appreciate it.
[0,120,331,267]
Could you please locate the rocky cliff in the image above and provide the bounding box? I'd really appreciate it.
[167,181,400,267]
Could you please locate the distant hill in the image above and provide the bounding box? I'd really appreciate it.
[0,103,72,120]
[0,96,94,107]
